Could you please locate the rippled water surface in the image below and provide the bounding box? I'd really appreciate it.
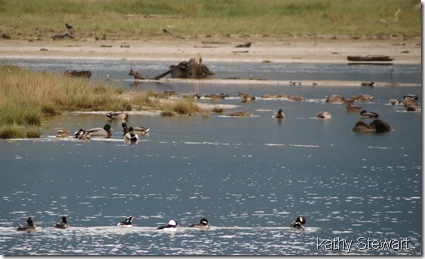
[0,59,422,255]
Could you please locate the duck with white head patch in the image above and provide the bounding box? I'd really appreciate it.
[290,216,306,229]
[157,219,178,231]
[189,217,209,229]
[117,216,133,227]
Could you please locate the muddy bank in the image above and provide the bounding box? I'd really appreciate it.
[0,36,421,64]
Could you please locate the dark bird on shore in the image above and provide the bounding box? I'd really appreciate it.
[361,81,374,87]
[163,28,170,34]
[65,23,73,30]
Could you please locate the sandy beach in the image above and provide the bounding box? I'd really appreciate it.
[0,36,421,64]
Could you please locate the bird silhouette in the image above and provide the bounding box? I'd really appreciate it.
[65,23,73,30]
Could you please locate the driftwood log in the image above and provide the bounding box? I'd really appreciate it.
[154,55,214,79]
[347,55,394,62]
[51,31,75,40]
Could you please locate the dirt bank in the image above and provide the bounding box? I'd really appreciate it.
[0,36,421,64]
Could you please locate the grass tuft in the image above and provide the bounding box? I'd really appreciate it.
[0,65,208,138]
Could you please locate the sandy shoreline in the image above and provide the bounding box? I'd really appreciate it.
[0,36,421,64]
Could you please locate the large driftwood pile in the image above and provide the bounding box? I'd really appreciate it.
[347,55,394,62]
[130,55,214,80]
[156,55,214,79]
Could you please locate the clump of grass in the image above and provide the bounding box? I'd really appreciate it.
[211,106,225,113]
[130,91,161,110]
[41,103,61,116]
[0,125,25,139]
[160,110,175,117]
[0,65,209,138]
[0,101,41,126]
[167,99,204,115]
[26,129,42,138]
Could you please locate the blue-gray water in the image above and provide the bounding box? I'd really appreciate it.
[0,59,422,255]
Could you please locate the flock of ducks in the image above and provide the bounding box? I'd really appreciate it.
[16,215,306,232]
[54,92,418,136]
[272,92,419,134]
[56,111,150,142]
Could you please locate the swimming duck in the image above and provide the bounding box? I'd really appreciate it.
[117,216,133,227]
[157,219,178,231]
[290,216,306,229]
[370,119,392,133]
[122,122,150,135]
[86,124,112,138]
[17,217,36,232]
[360,110,379,119]
[352,121,376,133]
[54,216,69,229]
[106,111,128,121]
[188,217,209,229]
[389,99,403,105]
[403,94,419,101]
[204,93,229,100]
[275,109,285,119]
[316,111,332,119]
[56,129,69,138]
[325,94,345,103]
[123,127,139,142]
[238,92,256,103]
[345,103,362,112]
[402,97,420,111]
[350,94,374,102]
[73,129,90,140]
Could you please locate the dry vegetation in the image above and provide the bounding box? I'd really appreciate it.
[0,66,204,138]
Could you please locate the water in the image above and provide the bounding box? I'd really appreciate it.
[0,59,422,255]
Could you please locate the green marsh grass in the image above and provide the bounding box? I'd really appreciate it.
[0,0,420,40]
[0,65,205,138]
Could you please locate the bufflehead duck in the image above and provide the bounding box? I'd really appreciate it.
[123,127,139,142]
[55,216,69,229]
[117,216,133,227]
[86,124,112,138]
[157,219,178,231]
[17,217,36,232]
[189,217,209,229]
[290,216,306,229]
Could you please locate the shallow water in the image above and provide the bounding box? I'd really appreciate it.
[0,59,422,255]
